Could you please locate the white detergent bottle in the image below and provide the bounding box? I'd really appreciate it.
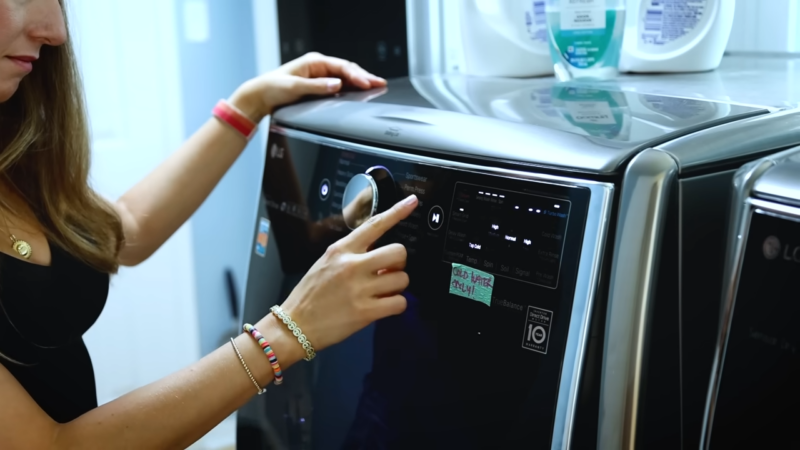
[459,0,554,77]
[619,0,735,73]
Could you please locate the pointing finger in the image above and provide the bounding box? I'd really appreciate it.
[344,195,417,251]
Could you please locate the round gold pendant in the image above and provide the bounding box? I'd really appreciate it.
[12,239,32,259]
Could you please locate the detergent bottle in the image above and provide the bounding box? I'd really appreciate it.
[619,0,735,73]
[545,0,627,81]
[458,0,554,77]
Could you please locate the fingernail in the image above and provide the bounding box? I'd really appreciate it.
[327,78,342,92]
[402,195,417,206]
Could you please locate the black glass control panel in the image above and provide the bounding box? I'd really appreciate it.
[710,211,800,449]
[444,182,571,289]
[255,131,591,449]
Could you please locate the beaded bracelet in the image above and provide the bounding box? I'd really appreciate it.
[243,323,284,385]
[270,305,317,361]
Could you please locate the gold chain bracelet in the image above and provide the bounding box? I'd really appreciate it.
[230,337,266,395]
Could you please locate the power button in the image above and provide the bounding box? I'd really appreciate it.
[319,179,331,201]
[428,205,444,231]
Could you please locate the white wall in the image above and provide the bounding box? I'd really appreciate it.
[726,0,800,53]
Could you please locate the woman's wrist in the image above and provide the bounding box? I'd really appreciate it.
[232,313,304,392]
[253,313,306,370]
[228,82,269,124]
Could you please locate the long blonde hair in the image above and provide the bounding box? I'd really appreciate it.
[0,0,123,274]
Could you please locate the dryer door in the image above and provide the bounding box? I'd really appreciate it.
[709,209,800,448]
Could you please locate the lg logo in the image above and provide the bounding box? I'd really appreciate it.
[269,143,284,159]
[763,235,800,263]
[763,236,782,260]
[384,127,401,138]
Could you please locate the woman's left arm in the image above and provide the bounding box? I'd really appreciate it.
[114,53,386,266]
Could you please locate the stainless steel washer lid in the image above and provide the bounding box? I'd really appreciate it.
[272,76,766,175]
[272,54,800,176]
[753,160,800,207]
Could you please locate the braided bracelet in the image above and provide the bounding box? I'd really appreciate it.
[243,323,284,385]
[270,305,316,361]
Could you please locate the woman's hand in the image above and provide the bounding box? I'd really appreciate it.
[268,194,418,356]
[230,52,387,121]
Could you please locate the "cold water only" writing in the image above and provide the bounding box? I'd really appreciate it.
[450,265,494,298]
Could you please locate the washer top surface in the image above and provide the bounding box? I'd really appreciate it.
[579,53,800,110]
[271,55,800,175]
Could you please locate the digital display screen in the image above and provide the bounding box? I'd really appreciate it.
[443,182,571,289]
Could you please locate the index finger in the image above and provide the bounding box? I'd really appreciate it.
[344,195,418,250]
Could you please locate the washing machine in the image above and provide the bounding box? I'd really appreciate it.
[702,145,800,449]
[236,55,800,449]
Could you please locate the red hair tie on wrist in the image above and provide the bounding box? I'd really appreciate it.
[212,99,258,140]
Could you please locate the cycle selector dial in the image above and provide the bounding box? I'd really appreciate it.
[342,166,396,230]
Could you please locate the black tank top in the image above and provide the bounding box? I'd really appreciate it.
[0,244,109,423]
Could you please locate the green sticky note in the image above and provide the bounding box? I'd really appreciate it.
[449,263,494,307]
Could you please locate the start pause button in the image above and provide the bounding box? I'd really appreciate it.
[522,306,553,354]
[428,205,444,230]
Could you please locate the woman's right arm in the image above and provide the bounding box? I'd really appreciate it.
[0,319,292,450]
[0,195,418,450]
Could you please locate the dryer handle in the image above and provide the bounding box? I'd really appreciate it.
[598,149,679,450]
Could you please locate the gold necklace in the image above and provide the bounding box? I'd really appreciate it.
[10,234,32,259]
[1,214,32,260]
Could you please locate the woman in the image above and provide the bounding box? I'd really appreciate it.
[0,0,417,448]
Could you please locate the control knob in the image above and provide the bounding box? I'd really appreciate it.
[342,166,396,230]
